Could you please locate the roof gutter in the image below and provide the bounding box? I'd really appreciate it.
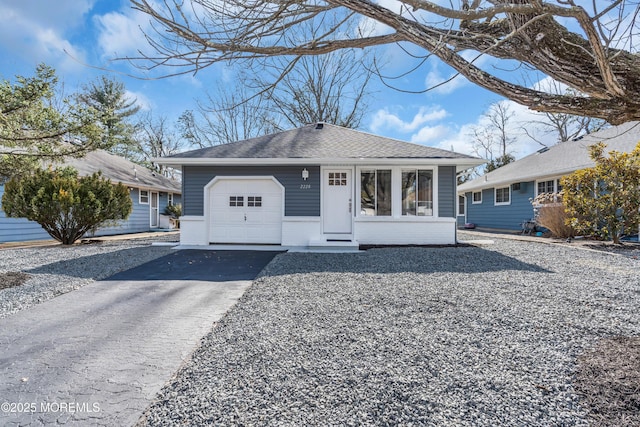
[153,157,485,171]
[457,164,594,193]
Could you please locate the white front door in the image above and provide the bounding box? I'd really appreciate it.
[323,169,352,234]
[150,192,159,228]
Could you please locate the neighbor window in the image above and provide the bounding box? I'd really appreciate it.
[401,169,433,216]
[458,195,465,216]
[536,179,563,197]
[472,191,482,204]
[360,169,392,216]
[537,180,555,195]
[139,190,149,204]
[495,186,511,205]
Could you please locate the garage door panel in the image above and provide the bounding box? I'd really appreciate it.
[209,178,282,244]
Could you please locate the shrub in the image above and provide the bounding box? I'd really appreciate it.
[164,203,182,218]
[562,142,640,244]
[2,167,133,245]
[532,192,575,239]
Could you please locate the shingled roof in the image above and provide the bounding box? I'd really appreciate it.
[161,123,481,166]
[61,150,181,193]
[458,121,640,192]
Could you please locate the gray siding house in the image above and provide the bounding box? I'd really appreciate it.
[158,123,482,247]
[0,150,182,243]
[457,121,640,231]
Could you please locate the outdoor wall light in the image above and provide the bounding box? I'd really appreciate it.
[302,168,309,180]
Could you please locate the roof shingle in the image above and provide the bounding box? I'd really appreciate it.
[168,123,478,160]
[458,121,640,192]
[62,150,181,193]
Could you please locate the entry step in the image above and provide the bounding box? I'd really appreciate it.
[306,239,360,249]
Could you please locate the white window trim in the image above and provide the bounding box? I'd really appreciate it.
[494,186,511,206]
[401,168,435,217]
[472,191,482,204]
[356,165,439,219]
[168,193,174,206]
[534,177,562,198]
[139,189,149,205]
[457,194,466,216]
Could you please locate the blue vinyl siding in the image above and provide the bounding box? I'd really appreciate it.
[182,165,321,217]
[437,166,456,218]
[0,185,181,242]
[87,188,150,237]
[462,181,536,230]
[0,185,51,242]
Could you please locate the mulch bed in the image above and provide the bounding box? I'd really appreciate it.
[574,336,640,426]
[0,272,31,291]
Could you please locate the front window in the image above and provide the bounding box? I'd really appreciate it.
[495,187,511,205]
[360,169,392,216]
[168,193,174,206]
[401,169,433,216]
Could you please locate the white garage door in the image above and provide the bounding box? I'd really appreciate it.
[209,178,283,244]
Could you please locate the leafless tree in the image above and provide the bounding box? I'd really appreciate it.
[178,82,281,147]
[521,80,608,145]
[179,18,376,146]
[131,0,640,124]
[256,42,375,128]
[469,101,516,172]
[135,113,186,178]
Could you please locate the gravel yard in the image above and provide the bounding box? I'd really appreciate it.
[1,232,638,425]
[137,235,640,426]
[0,233,177,319]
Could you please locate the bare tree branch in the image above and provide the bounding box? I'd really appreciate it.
[130,0,640,124]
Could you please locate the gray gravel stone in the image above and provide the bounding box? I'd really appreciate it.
[138,236,639,426]
[0,235,176,319]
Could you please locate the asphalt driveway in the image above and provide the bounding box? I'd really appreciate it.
[0,250,280,426]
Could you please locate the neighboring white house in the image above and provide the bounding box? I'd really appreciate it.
[0,150,182,243]
[157,123,483,248]
[457,121,640,231]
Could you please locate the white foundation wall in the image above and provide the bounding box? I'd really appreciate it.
[180,215,457,246]
[181,215,323,246]
[282,217,322,246]
[354,218,457,245]
[179,216,208,245]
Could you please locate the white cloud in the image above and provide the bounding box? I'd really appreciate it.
[432,100,553,158]
[0,1,93,73]
[424,52,493,95]
[126,90,153,111]
[424,68,469,95]
[94,9,152,59]
[371,106,448,133]
[410,125,451,144]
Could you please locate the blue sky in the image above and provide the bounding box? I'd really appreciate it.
[0,0,554,159]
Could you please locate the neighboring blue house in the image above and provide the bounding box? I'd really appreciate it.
[0,150,182,243]
[157,123,483,247]
[457,121,640,231]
